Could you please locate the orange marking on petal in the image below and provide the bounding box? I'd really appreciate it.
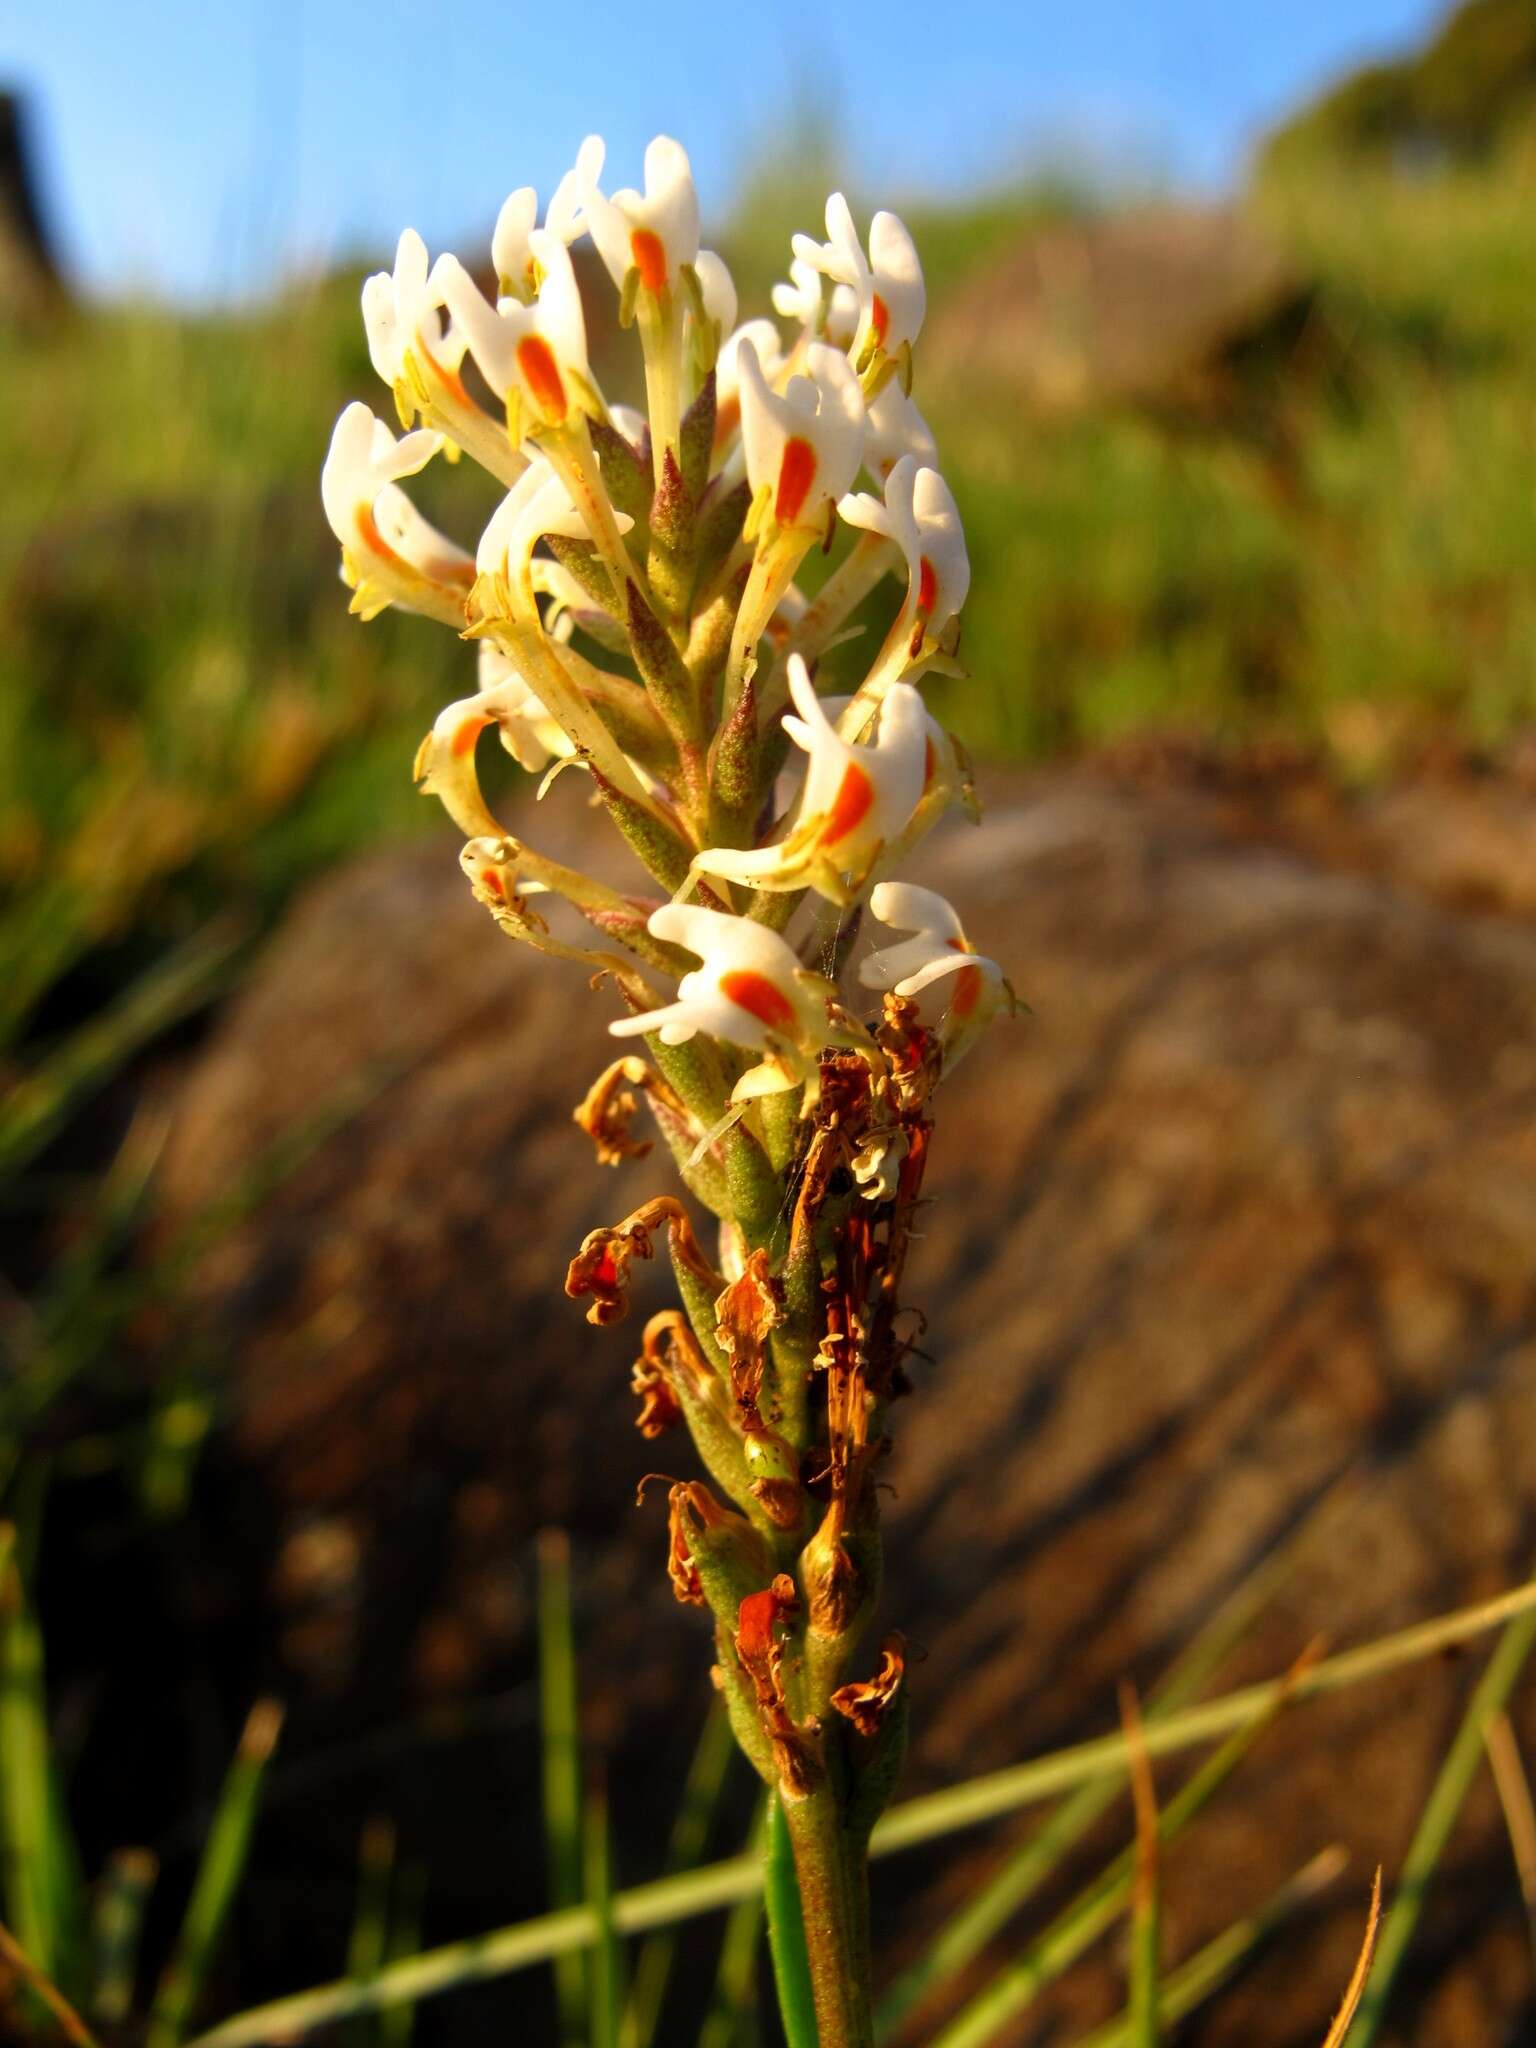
[951,964,984,1017]
[355,504,393,560]
[775,436,818,527]
[719,969,797,1035]
[630,227,668,293]
[480,868,505,898]
[593,1248,620,1289]
[516,334,567,421]
[713,392,741,451]
[917,555,938,617]
[424,342,473,410]
[452,714,491,758]
[821,762,874,846]
[871,292,890,346]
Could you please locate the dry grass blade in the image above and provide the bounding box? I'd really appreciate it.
[0,1914,101,2047]
[1121,1685,1161,2048]
[1317,1869,1381,2048]
[1484,1710,1536,1963]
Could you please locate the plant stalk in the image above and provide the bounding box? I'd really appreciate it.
[779,1784,876,2048]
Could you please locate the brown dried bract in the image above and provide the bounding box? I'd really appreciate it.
[715,1248,782,1415]
[830,1634,906,1737]
[565,1196,722,1327]
[630,1354,682,1437]
[573,1056,694,1168]
[734,1575,818,1796]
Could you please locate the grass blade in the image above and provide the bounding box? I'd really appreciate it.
[89,1847,158,2025]
[345,1819,395,2048]
[763,1795,817,2048]
[698,1798,769,2048]
[1484,1710,1536,1969]
[145,1699,283,2048]
[179,1574,1536,2048]
[1122,1688,1160,2048]
[585,1778,621,2048]
[620,1699,737,2048]
[875,1504,1335,2037]
[930,1649,1318,2048]
[0,920,246,1186]
[0,1524,86,1996]
[537,1528,586,2046]
[378,1863,426,2048]
[1351,1598,1536,2046]
[1319,1870,1382,2048]
[1072,1846,1348,2048]
[0,1914,101,2047]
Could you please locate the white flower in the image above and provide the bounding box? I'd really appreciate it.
[858,882,1004,1049]
[492,145,597,301]
[692,249,737,338]
[320,402,472,621]
[362,229,465,393]
[864,380,938,480]
[580,133,700,296]
[610,904,833,1094]
[840,454,969,661]
[431,232,590,429]
[711,319,783,458]
[491,188,539,300]
[691,656,928,902]
[414,647,572,836]
[474,455,629,612]
[737,338,866,536]
[771,256,824,330]
[793,195,925,366]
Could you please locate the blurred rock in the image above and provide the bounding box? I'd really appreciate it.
[924,207,1317,420]
[159,753,1536,2043]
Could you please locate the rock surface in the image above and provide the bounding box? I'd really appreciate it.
[158,753,1536,2044]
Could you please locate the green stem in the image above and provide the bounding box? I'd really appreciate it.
[779,1784,876,2048]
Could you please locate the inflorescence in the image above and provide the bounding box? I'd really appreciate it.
[323,133,1011,1825]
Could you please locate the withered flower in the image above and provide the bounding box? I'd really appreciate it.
[830,1634,906,1737]
[566,1196,721,1326]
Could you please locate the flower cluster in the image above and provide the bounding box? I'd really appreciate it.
[324,135,1010,1938]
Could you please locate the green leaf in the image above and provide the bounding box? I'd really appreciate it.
[763,1795,818,2048]
[145,1699,283,2048]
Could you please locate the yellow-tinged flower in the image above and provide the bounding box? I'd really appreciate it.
[792,194,925,371]
[472,455,632,622]
[737,338,866,540]
[610,903,834,1097]
[579,134,701,298]
[691,657,928,903]
[491,155,591,302]
[431,232,593,432]
[320,402,472,623]
[858,881,1006,1061]
[839,454,969,668]
[864,379,938,481]
[414,653,571,837]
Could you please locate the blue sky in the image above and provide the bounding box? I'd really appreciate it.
[11,0,1442,300]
